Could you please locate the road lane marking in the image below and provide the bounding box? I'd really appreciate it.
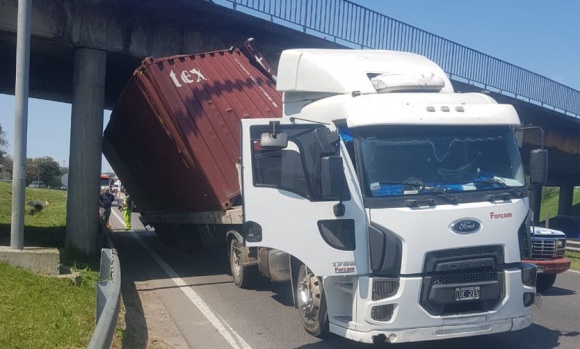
[124,228,253,349]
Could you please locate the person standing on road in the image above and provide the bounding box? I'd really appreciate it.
[99,187,115,229]
[120,189,133,230]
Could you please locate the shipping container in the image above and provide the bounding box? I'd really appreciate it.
[103,42,282,214]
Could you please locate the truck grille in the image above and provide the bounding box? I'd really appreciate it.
[430,271,498,286]
[423,245,504,273]
[531,238,557,258]
[429,245,500,259]
[420,246,505,316]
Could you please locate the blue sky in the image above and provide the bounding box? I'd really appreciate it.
[1,0,579,173]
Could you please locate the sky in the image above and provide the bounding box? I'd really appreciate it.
[0,0,579,174]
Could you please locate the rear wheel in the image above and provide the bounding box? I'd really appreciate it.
[296,264,329,337]
[536,273,557,292]
[229,237,259,289]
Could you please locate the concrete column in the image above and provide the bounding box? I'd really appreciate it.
[66,47,106,255]
[528,185,543,225]
[558,185,574,216]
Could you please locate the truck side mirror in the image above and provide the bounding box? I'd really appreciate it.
[321,156,346,199]
[260,120,288,149]
[260,132,288,149]
[529,149,548,184]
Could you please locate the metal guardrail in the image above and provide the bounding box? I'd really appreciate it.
[88,248,121,349]
[567,239,580,252]
[221,0,580,118]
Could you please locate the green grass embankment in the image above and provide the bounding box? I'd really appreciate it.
[539,187,580,271]
[0,181,98,349]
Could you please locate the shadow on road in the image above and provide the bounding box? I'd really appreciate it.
[109,230,151,348]
[539,285,577,297]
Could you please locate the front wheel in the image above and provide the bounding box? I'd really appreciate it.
[229,237,259,289]
[296,264,329,337]
[536,273,557,292]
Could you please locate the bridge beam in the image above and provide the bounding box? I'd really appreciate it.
[65,47,106,255]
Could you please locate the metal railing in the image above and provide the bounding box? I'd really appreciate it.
[221,0,579,117]
[88,248,121,349]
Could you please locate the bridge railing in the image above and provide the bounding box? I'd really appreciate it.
[221,0,579,118]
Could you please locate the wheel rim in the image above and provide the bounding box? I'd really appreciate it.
[231,240,242,278]
[298,267,322,324]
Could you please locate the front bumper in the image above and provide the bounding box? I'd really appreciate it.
[523,257,571,274]
[326,268,534,344]
[332,315,532,344]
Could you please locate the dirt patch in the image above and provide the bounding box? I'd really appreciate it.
[112,280,190,349]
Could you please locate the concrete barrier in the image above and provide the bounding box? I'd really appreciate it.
[0,246,59,275]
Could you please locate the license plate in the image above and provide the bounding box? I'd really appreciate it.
[536,265,544,273]
[455,286,480,301]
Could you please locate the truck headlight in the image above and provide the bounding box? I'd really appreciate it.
[557,239,565,249]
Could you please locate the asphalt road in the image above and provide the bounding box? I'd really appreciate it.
[108,212,580,349]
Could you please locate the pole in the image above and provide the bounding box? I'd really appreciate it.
[11,0,32,250]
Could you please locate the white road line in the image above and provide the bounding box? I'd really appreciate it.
[110,206,125,226]
[127,229,253,349]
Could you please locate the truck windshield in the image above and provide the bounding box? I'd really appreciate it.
[355,125,525,198]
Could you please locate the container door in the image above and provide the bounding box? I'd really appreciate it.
[241,119,368,276]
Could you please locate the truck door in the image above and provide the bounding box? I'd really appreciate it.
[241,119,368,276]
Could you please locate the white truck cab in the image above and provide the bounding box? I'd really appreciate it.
[239,49,545,344]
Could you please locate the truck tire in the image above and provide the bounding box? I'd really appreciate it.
[296,264,329,338]
[536,274,557,292]
[229,238,259,289]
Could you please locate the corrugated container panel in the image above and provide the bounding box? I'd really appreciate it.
[104,43,282,214]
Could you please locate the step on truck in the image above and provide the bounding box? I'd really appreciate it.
[103,40,548,344]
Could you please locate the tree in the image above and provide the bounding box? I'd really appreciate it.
[0,123,7,161]
[26,156,63,187]
[0,123,11,180]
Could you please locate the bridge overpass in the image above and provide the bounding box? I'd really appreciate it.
[0,0,578,253]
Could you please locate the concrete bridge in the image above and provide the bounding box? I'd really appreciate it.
[0,0,578,253]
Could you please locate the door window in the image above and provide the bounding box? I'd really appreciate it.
[252,141,309,198]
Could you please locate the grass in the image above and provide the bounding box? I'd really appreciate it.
[539,187,580,222]
[0,181,99,349]
[566,250,580,271]
[0,263,97,348]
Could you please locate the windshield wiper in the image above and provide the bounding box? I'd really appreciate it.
[473,176,525,198]
[402,178,459,204]
[474,176,507,186]
[421,185,459,204]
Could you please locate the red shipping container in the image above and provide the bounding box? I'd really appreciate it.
[103,42,282,214]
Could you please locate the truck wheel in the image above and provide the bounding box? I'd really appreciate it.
[229,238,258,289]
[536,274,557,292]
[296,264,329,338]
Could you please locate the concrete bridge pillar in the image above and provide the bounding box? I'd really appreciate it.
[558,185,574,216]
[65,47,106,255]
